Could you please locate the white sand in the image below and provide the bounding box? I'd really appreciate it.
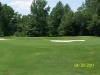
[51,40,85,42]
[0,38,9,40]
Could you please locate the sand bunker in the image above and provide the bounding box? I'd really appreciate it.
[51,40,85,42]
[0,38,9,40]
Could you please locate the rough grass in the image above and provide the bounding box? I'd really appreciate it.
[0,36,100,75]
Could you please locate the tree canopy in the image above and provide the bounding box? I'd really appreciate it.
[0,0,100,37]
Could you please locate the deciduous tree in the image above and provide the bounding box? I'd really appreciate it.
[48,1,64,36]
[28,0,50,36]
[0,4,14,36]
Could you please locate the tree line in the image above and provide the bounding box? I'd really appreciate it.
[0,0,100,37]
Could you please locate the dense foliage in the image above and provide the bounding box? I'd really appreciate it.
[0,0,100,37]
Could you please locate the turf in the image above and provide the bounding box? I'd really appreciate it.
[0,36,100,75]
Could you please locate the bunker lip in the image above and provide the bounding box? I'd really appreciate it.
[0,38,10,40]
[50,40,85,42]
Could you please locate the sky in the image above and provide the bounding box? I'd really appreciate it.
[1,0,85,15]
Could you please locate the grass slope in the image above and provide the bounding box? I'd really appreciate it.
[0,36,100,75]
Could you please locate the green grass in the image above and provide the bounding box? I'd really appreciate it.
[0,36,100,75]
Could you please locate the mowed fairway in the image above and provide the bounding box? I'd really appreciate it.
[0,36,100,75]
